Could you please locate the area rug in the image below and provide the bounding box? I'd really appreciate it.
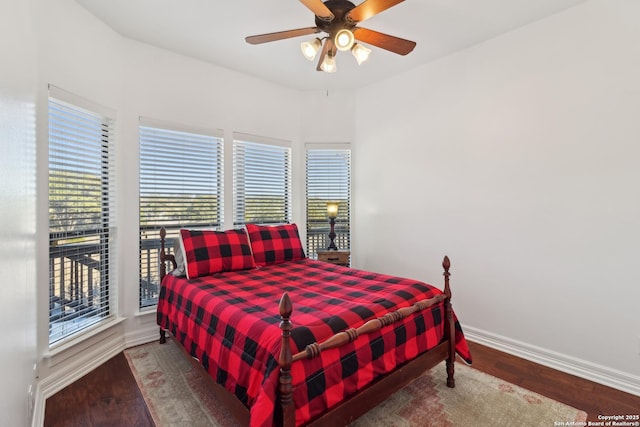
[124,339,587,426]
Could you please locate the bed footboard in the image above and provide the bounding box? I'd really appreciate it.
[278,255,457,426]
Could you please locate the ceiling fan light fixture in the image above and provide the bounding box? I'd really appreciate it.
[351,43,371,65]
[245,0,416,73]
[334,29,355,51]
[320,54,337,73]
[300,38,322,61]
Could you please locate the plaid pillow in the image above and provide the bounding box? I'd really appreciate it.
[245,223,306,267]
[179,229,256,279]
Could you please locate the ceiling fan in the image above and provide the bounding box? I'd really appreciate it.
[245,0,416,73]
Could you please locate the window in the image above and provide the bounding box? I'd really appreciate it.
[233,135,292,226]
[139,119,223,308]
[306,145,351,254]
[48,86,116,345]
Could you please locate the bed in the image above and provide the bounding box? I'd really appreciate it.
[156,224,472,426]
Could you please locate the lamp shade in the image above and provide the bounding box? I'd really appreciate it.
[351,43,371,65]
[320,54,337,73]
[326,201,339,218]
[300,38,322,61]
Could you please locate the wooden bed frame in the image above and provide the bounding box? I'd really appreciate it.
[158,227,456,426]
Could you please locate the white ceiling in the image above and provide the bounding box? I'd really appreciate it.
[74,0,587,91]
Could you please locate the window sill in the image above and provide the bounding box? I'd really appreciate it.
[135,307,157,318]
[44,316,126,367]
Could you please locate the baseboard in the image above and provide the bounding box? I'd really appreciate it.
[124,323,161,348]
[31,318,161,427]
[463,325,640,397]
[32,331,126,427]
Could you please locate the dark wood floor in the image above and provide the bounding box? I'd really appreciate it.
[44,341,640,426]
[466,342,640,420]
[44,350,154,427]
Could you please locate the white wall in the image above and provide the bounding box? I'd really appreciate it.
[300,89,356,143]
[354,0,640,393]
[30,1,355,423]
[0,0,38,425]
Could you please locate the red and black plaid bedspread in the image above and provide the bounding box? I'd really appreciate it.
[157,259,472,426]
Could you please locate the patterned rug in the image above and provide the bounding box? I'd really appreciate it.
[124,339,587,426]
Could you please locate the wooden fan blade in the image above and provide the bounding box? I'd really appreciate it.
[353,27,416,55]
[299,0,334,21]
[347,0,404,23]
[316,39,334,71]
[245,27,320,44]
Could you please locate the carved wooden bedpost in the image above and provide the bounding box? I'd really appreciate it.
[159,227,168,281]
[443,255,455,388]
[279,292,295,427]
[159,227,168,344]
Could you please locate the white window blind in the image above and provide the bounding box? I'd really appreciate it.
[48,88,116,345]
[139,120,223,308]
[233,136,292,226]
[306,146,351,253]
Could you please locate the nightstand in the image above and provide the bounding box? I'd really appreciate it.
[317,249,351,267]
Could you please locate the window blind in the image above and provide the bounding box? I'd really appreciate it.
[139,120,223,308]
[48,89,116,345]
[233,137,291,226]
[306,146,351,253]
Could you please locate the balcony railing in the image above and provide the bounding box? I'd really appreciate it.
[49,240,108,343]
[50,226,350,337]
[307,227,350,257]
[140,234,177,308]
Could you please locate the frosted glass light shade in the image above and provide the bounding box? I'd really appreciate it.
[301,38,322,61]
[326,201,339,218]
[320,55,337,73]
[351,43,371,65]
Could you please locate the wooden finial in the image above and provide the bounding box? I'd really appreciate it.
[279,292,293,320]
[442,255,450,272]
[442,255,451,299]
